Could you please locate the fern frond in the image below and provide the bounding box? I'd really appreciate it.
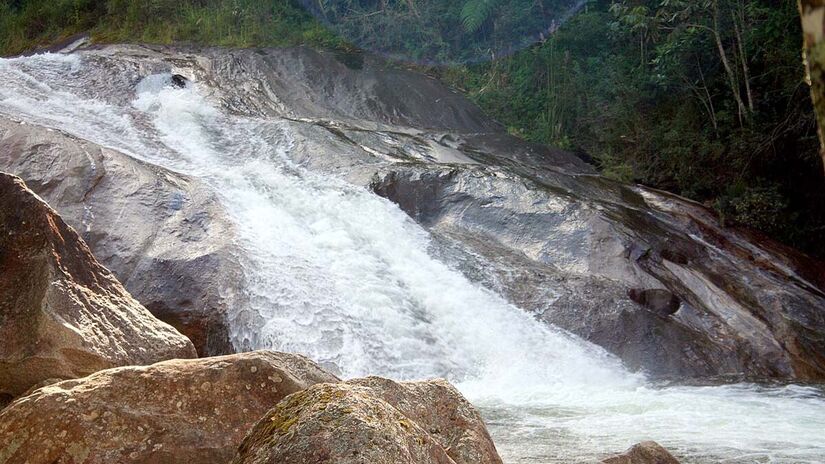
[461,0,497,33]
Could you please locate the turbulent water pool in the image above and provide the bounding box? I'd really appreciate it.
[1,52,824,463]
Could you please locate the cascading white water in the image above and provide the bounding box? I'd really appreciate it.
[1,53,824,463]
[132,73,632,387]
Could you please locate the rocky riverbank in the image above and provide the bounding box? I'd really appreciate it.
[0,172,671,463]
[2,42,824,462]
[0,172,679,463]
[3,44,824,381]
[0,173,494,463]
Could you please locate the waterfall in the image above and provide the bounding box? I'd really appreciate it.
[1,53,824,463]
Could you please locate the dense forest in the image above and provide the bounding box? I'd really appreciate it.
[1,0,823,258]
[441,0,825,258]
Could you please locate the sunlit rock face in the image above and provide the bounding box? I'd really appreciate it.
[0,351,339,464]
[192,45,825,381]
[601,441,680,464]
[346,377,503,464]
[1,44,823,383]
[0,173,196,401]
[0,117,240,356]
[369,160,825,381]
[232,381,501,464]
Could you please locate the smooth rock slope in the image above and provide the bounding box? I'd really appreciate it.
[370,163,825,380]
[0,116,241,356]
[0,351,339,463]
[1,44,824,380]
[206,45,825,380]
[0,172,196,402]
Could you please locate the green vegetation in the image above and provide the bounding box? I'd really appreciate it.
[438,0,825,257]
[1,0,823,257]
[0,0,341,54]
[299,0,582,63]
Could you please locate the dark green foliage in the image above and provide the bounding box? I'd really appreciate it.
[0,0,107,53]
[461,0,500,33]
[439,0,825,257]
[294,0,585,64]
[0,0,343,55]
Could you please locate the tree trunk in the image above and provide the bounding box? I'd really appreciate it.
[799,0,825,172]
[697,60,719,132]
[713,1,747,124]
[732,5,754,112]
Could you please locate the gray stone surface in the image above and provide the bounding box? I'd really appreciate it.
[3,43,823,380]
[0,117,240,356]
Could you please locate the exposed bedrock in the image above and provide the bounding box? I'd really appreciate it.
[165,44,825,381]
[2,44,823,380]
[0,173,196,402]
[370,165,825,380]
[0,351,339,464]
[0,116,240,356]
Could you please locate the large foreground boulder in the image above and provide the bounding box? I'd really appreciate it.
[347,377,502,464]
[233,383,462,464]
[233,379,501,464]
[0,116,241,356]
[0,351,339,463]
[601,441,680,464]
[0,173,195,402]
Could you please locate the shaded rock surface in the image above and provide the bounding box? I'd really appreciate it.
[2,43,824,380]
[233,381,499,464]
[0,173,195,400]
[601,441,680,464]
[347,377,502,464]
[0,116,241,356]
[0,351,339,464]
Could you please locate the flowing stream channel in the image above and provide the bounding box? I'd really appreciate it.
[1,53,824,463]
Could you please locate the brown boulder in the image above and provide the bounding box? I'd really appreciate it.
[0,116,241,357]
[232,383,457,464]
[0,173,196,399]
[347,377,502,464]
[602,441,681,464]
[0,351,339,463]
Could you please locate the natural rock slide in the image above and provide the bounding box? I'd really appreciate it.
[3,45,823,380]
[0,43,824,462]
[0,174,498,463]
[0,116,239,356]
[0,174,661,464]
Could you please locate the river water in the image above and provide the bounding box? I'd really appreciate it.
[1,53,824,463]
